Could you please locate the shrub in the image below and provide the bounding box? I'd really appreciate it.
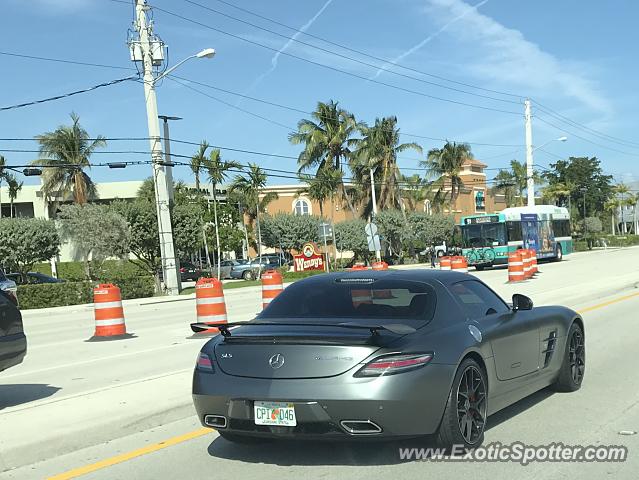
[16,275,156,310]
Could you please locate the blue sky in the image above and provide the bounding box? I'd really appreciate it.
[1,0,638,189]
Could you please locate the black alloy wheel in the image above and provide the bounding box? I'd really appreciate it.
[456,365,487,445]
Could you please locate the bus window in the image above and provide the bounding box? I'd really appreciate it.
[506,221,522,242]
[461,223,507,248]
[552,219,571,238]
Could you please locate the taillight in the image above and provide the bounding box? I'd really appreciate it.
[196,352,214,372]
[180,267,186,273]
[355,353,433,377]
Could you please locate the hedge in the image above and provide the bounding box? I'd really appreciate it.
[31,260,148,282]
[17,276,156,310]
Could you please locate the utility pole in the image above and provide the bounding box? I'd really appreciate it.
[158,115,181,202]
[525,99,535,207]
[581,187,587,239]
[369,167,381,262]
[133,0,181,295]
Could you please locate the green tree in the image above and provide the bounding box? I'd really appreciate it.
[6,174,23,218]
[401,174,434,212]
[375,209,412,261]
[492,169,517,207]
[334,219,370,263]
[421,141,473,207]
[260,213,322,252]
[0,218,60,281]
[229,164,270,262]
[352,116,422,214]
[203,149,242,277]
[172,203,205,259]
[33,112,105,205]
[57,204,130,279]
[407,212,456,252]
[542,157,613,219]
[190,141,209,191]
[289,100,361,216]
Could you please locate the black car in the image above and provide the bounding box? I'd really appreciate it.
[179,261,204,282]
[0,287,26,372]
[191,269,585,448]
[7,272,65,285]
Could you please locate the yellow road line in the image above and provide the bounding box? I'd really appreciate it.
[577,291,639,314]
[47,289,639,479]
[47,427,211,480]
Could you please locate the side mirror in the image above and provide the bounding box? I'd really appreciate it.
[512,294,533,311]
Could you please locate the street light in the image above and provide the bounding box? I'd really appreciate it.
[581,186,588,240]
[527,136,568,206]
[154,48,216,84]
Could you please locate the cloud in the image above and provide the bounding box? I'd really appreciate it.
[243,0,334,95]
[422,0,612,115]
[370,0,488,80]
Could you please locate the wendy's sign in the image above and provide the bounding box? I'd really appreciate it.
[293,242,325,272]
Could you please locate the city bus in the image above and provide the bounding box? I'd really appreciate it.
[459,205,572,270]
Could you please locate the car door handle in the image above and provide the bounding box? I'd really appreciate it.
[511,362,521,369]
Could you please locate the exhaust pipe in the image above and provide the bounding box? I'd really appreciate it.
[340,420,382,434]
[204,415,227,429]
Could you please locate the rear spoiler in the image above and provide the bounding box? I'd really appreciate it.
[189,321,416,337]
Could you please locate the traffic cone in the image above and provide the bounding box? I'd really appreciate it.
[88,284,133,341]
[194,277,228,334]
[261,269,284,310]
[508,252,525,283]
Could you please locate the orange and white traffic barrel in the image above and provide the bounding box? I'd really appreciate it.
[350,264,368,270]
[90,283,130,341]
[195,277,228,334]
[508,252,525,283]
[530,249,538,275]
[261,269,284,309]
[440,256,452,271]
[451,256,468,273]
[371,261,388,270]
[521,249,532,279]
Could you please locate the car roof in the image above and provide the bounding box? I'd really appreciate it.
[293,269,474,287]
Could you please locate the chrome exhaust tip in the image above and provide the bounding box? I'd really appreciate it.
[340,420,382,434]
[204,414,227,429]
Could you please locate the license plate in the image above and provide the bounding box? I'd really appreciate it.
[253,401,297,426]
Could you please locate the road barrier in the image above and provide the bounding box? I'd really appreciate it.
[350,264,368,270]
[508,251,525,283]
[194,277,228,334]
[530,249,539,275]
[89,283,131,341]
[440,256,452,271]
[521,249,532,279]
[451,256,468,273]
[261,269,284,309]
[371,261,389,270]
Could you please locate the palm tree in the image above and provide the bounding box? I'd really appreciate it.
[614,183,631,234]
[604,198,619,235]
[492,169,517,207]
[289,100,362,216]
[33,112,105,205]
[421,141,472,210]
[352,116,422,214]
[203,149,242,278]
[6,174,23,218]
[401,174,435,212]
[229,164,270,268]
[190,141,209,191]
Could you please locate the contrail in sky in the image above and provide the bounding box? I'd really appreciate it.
[243,0,334,96]
[369,0,489,80]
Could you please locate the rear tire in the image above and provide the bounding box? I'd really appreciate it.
[475,265,485,271]
[242,270,254,281]
[553,244,563,262]
[552,322,585,392]
[436,358,487,451]
[218,432,269,444]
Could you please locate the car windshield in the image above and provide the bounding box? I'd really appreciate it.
[259,278,437,325]
[461,222,507,248]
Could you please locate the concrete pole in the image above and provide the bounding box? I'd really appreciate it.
[135,0,181,294]
[525,99,535,207]
[369,167,381,262]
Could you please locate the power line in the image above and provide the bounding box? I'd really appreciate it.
[198,0,523,100]
[0,51,134,71]
[533,99,639,149]
[178,0,521,105]
[151,5,522,115]
[0,76,138,111]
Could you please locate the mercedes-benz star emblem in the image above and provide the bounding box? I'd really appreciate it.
[269,353,285,369]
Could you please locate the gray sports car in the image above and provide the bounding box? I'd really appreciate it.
[191,270,585,448]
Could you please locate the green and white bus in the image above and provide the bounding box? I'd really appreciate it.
[459,205,572,270]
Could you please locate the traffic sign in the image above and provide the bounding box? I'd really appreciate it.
[364,222,378,237]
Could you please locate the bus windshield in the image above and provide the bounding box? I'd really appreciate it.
[461,222,507,248]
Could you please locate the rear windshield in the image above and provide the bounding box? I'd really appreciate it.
[259,278,437,324]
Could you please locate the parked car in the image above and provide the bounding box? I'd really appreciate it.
[6,272,65,285]
[229,256,283,281]
[0,269,18,306]
[0,283,26,372]
[217,260,247,280]
[179,261,204,282]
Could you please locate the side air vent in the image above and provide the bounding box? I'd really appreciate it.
[542,330,558,368]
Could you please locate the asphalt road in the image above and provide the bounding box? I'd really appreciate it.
[1,247,638,478]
